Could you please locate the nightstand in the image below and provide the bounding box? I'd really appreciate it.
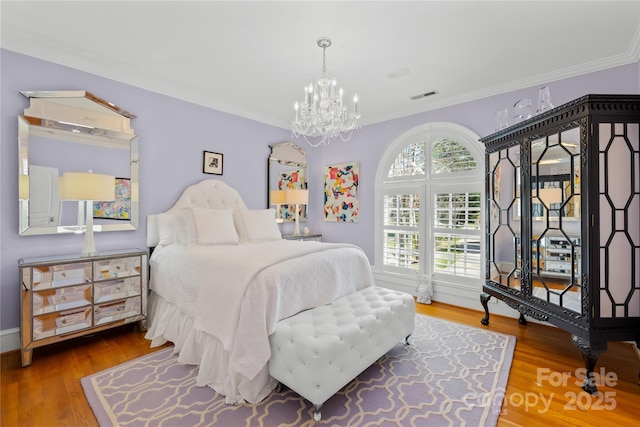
[282,233,322,242]
[19,248,148,367]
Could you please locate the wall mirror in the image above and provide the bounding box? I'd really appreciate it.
[267,142,307,223]
[18,91,139,235]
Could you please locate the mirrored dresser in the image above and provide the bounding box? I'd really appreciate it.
[480,94,640,393]
[19,249,147,366]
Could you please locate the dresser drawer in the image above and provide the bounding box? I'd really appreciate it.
[95,277,141,303]
[32,262,92,290]
[94,296,141,326]
[94,256,141,280]
[33,307,92,340]
[32,284,92,315]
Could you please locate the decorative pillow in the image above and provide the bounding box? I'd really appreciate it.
[233,209,282,243]
[183,207,240,246]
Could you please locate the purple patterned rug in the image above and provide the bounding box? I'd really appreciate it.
[82,314,514,426]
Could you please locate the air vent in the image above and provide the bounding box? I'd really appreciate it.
[410,91,438,100]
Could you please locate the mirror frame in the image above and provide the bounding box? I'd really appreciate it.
[18,91,139,235]
[267,142,307,223]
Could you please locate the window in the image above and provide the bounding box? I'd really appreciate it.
[375,123,484,287]
[383,194,420,269]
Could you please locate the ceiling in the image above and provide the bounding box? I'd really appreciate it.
[2,1,639,130]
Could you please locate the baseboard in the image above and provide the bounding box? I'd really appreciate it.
[373,270,527,323]
[1,327,20,354]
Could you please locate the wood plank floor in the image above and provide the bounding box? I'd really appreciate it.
[2,301,638,426]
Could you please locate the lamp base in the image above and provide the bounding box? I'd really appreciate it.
[81,200,98,257]
[293,204,301,235]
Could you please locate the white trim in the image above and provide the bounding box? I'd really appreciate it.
[372,270,529,322]
[374,122,486,295]
[0,328,20,354]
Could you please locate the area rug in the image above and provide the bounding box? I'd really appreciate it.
[82,314,515,426]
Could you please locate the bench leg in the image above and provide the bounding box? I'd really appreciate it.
[313,404,322,421]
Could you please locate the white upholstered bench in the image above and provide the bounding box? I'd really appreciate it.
[268,286,415,421]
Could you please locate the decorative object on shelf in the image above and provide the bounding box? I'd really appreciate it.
[480,94,640,394]
[203,151,223,175]
[303,227,310,235]
[324,162,359,222]
[512,98,532,124]
[93,177,131,220]
[292,37,361,147]
[285,189,309,235]
[62,171,115,257]
[269,189,286,223]
[536,86,554,113]
[494,107,508,131]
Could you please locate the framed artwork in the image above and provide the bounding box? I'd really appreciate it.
[203,151,223,175]
[93,178,130,220]
[324,162,359,222]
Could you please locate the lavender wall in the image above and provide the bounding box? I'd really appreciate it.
[0,49,291,331]
[1,48,638,333]
[308,62,640,261]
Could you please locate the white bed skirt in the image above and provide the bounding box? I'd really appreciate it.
[144,291,278,404]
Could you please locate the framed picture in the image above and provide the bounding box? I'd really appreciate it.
[203,151,223,175]
[93,178,131,220]
[324,161,359,222]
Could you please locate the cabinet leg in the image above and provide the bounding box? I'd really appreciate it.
[136,319,147,333]
[518,313,528,325]
[571,336,607,394]
[21,348,32,367]
[480,292,491,325]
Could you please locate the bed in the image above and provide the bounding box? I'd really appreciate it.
[144,179,376,404]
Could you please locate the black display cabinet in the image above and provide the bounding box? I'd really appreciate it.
[480,94,640,393]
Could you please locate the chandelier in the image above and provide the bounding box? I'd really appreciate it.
[292,37,361,147]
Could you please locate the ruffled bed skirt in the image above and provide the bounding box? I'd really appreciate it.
[144,291,277,404]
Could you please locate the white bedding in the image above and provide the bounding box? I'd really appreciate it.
[147,239,375,403]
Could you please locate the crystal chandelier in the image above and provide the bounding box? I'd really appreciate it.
[292,37,361,147]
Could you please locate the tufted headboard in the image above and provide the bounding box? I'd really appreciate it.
[147,179,248,247]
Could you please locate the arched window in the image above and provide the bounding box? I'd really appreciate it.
[375,123,484,289]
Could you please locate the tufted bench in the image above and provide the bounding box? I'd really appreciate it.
[268,286,415,421]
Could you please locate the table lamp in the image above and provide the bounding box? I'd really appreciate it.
[62,171,115,256]
[285,189,309,235]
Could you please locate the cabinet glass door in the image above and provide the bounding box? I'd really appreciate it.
[598,122,640,318]
[488,146,521,290]
[529,126,582,313]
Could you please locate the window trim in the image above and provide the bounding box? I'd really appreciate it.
[374,122,485,282]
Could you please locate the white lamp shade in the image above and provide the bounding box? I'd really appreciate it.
[62,172,115,201]
[270,189,286,205]
[285,189,309,205]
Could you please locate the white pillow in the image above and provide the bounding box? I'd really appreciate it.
[157,213,178,246]
[234,209,282,243]
[183,207,239,246]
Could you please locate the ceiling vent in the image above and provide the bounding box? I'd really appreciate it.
[410,91,438,100]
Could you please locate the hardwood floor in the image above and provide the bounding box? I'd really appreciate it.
[2,302,638,426]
